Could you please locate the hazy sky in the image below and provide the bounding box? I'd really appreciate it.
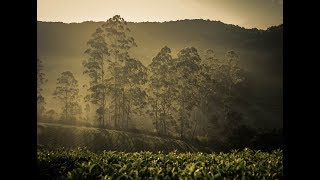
[37,0,283,29]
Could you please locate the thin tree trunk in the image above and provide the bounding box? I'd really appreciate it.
[181,94,185,139]
[101,56,105,128]
[181,101,184,138]
[127,102,130,129]
[65,90,68,121]
[114,55,119,129]
[163,105,167,135]
[192,110,198,140]
[102,103,105,128]
[114,96,118,128]
[102,94,105,128]
[122,89,125,129]
[155,99,158,133]
[113,72,118,128]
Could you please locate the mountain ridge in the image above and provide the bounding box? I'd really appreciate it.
[37,19,283,31]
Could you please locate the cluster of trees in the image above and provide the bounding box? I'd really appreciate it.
[83,15,147,129]
[81,15,247,139]
[37,68,84,124]
[37,15,248,141]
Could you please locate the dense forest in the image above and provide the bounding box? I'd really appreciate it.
[37,15,282,152]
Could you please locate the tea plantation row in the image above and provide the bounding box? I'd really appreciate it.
[38,147,282,179]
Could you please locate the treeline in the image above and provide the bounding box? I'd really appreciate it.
[37,15,282,150]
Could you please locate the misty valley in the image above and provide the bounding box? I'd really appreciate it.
[37,15,283,179]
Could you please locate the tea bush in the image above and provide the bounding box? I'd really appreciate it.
[38,147,282,179]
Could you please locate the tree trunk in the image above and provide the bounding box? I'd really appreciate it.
[163,118,167,135]
[114,97,118,128]
[163,106,167,135]
[155,99,158,133]
[102,105,105,128]
[122,89,125,129]
[102,93,105,128]
[192,110,198,140]
[101,56,105,128]
[65,90,68,121]
[127,103,130,130]
[180,93,185,139]
[181,101,184,139]
[113,73,118,128]
[114,55,120,129]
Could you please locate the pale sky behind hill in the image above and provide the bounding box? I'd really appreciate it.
[37,0,283,29]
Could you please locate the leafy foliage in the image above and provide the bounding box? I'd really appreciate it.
[174,47,203,138]
[37,58,48,117]
[53,71,82,121]
[147,46,177,135]
[83,15,147,129]
[83,26,110,127]
[38,147,283,179]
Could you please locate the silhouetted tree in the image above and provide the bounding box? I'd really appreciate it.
[84,15,144,129]
[53,71,81,121]
[83,27,109,128]
[222,51,246,132]
[206,50,247,139]
[37,58,47,118]
[147,46,178,135]
[191,49,223,138]
[119,57,148,129]
[101,15,138,128]
[189,49,219,139]
[174,47,202,138]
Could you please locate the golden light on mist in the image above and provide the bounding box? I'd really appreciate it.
[37,0,283,29]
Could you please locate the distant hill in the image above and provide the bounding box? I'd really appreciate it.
[37,20,282,129]
[37,20,282,58]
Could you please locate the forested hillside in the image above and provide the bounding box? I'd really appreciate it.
[37,17,283,153]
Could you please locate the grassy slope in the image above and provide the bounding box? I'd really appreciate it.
[37,122,205,153]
